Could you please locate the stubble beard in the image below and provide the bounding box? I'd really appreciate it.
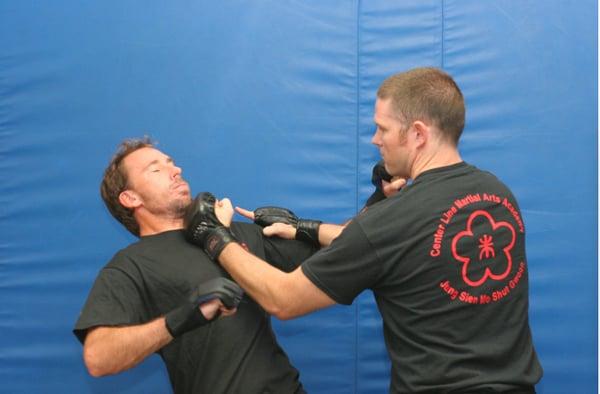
[167,202,185,219]
[169,194,192,219]
[143,192,191,220]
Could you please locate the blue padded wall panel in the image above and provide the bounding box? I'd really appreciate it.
[356,2,444,392]
[187,4,363,393]
[1,1,360,393]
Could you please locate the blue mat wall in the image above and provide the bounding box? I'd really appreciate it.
[0,1,596,393]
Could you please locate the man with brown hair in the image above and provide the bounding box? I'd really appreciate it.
[186,67,543,393]
[74,138,315,393]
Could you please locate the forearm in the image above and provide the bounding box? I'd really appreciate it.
[219,243,292,318]
[186,195,335,318]
[318,223,345,246]
[83,317,172,377]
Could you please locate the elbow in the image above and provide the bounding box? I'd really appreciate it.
[267,301,299,321]
[272,310,296,321]
[86,366,107,378]
[270,308,289,321]
[83,344,110,377]
[263,277,304,321]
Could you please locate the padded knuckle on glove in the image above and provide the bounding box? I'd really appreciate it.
[254,206,299,227]
[184,192,218,245]
[184,192,237,260]
[193,277,244,309]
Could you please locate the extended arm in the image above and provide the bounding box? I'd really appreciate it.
[235,162,405,247]
[219,243,335,319]
[184,193,337,320]
[236,207,344,248]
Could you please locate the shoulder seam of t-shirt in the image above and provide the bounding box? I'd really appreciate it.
[101,264,144,292]
[354,219,386,286]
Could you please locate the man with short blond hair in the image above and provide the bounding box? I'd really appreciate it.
[186,67,543,393]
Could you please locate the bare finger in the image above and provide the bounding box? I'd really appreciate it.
[235,207,255,220]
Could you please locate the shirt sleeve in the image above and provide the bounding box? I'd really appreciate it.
[231,221,318,272]
[73,266,148,344]
[262,237,318,272]
[301,219,382,305]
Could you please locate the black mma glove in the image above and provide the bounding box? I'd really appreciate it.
[165,277,244,338]
[184,192,238,260]
[254,206,322,247]
[364,160,393,208]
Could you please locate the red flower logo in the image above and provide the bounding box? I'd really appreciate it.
[451,210,515,287]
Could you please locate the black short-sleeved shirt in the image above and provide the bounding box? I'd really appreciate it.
[303,162,543,393]
[74,222,315,394]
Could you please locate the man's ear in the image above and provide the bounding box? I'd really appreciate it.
[411,120,429,148]
[119,190,142,209]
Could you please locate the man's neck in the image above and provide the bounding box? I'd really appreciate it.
[410,145,462,180]
[137,215,184,237]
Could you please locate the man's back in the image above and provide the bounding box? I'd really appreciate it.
[301,162,542,393]
[361,162,543,392]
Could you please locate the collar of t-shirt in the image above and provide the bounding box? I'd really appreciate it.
[412,161,469,185]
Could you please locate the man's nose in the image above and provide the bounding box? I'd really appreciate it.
[371,129,381,146]
[171,165,182,179]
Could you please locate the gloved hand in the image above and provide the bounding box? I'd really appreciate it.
[184,192,238,260]
[253,206,322,247]
[364,160,405,208]
[372,160,394,187]
[364,160,393,207]
[165,277,243,338]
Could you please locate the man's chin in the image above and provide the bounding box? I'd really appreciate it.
[173,197,192,217]
[383,163,395,176]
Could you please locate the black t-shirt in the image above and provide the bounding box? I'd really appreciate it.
[74,222,314,394]
[303,162,543,393]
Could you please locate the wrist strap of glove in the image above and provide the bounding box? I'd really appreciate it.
[164,278,244,338]
[165,301,210,338]
[295,219,322,247]
[204,227,238,260]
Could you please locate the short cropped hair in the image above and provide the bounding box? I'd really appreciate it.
[100,137,154,236]
[377,67,465,145]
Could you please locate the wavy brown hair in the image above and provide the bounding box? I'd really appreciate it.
[100,137,154,236]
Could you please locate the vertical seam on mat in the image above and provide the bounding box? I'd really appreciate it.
[441,0,446,68]
[354,0,361,393]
